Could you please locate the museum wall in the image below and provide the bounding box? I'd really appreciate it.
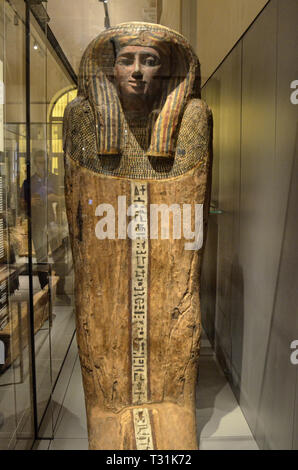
[159,0,181,33]
[201,0,298,449]
[197,0,269,83]
[171,0,269,84]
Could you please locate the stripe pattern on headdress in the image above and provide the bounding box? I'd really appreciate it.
[78,22,201,158]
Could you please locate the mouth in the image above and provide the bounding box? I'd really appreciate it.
[128,80,145,87]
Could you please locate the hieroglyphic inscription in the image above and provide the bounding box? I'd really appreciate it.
[131,182,149,405]
[132,408,154,450]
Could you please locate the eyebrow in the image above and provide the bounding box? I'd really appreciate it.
[117,51,160,58]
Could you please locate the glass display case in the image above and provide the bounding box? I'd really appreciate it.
[0,0,76,449]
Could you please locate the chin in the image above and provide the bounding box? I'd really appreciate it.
[121,83,144,93]
[129,87,146,95]
[123,90,146,99]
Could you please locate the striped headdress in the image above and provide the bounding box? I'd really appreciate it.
[78,22,201,158]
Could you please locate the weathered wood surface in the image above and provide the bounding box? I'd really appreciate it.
[65,155,211,449]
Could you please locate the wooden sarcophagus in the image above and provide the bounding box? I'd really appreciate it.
[63,22,212,450]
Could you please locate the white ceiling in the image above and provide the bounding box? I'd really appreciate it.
[47,0,157,73]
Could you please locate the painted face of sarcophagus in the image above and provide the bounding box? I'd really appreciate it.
[63,22,213,450]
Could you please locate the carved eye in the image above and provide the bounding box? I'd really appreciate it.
[143,56,160,67]
[116,57,134,66]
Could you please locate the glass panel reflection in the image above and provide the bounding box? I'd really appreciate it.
[0,0,33,450]
[0,0,76,448]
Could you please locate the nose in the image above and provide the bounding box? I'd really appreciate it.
[131,56,143,78]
